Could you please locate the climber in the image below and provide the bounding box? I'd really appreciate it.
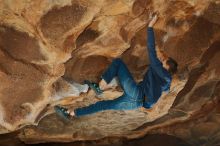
[54,13,178,120]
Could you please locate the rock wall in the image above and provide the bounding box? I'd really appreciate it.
[0,133,191,146]
[0,0,220,145]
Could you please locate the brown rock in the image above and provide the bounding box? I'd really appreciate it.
[0,0,220,146]
[191,122,219,138]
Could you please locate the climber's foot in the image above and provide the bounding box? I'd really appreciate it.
[54,105,73,121]
[84,80,104,96]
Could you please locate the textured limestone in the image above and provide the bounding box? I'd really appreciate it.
[0,0,220,146]
[0,0,103,132]
[0,133,191,146]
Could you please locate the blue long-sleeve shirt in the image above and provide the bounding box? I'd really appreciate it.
[139,27,172,108]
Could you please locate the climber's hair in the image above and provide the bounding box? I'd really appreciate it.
[166,57,178,75]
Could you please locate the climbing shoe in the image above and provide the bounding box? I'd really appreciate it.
[84,80,103,95]
[54,105,71,121]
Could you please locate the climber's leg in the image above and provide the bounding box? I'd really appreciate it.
[74,94,142,117]
[101,58,132,84]
[72,58,143,117]
[101,58,142,99]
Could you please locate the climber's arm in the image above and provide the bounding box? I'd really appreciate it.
[147,27,162,66]
[148,27,171,80]
[147,12,162,66]
[147,13,171,80]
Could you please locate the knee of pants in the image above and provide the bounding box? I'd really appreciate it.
[112,58,123,65]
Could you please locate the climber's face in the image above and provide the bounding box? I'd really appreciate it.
[163,58,170,71]
[158,52,169,71]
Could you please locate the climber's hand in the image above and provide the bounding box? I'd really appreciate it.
[139,107,152,113]
[148,12,159,27]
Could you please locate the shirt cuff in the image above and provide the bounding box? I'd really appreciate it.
[148,27,154,31]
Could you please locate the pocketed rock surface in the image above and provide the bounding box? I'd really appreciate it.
[0,0,220,146]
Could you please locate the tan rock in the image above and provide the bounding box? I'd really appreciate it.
[0,0,219,146]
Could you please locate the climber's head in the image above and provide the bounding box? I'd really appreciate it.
[156,49,178,75]
[163,57,178,75]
